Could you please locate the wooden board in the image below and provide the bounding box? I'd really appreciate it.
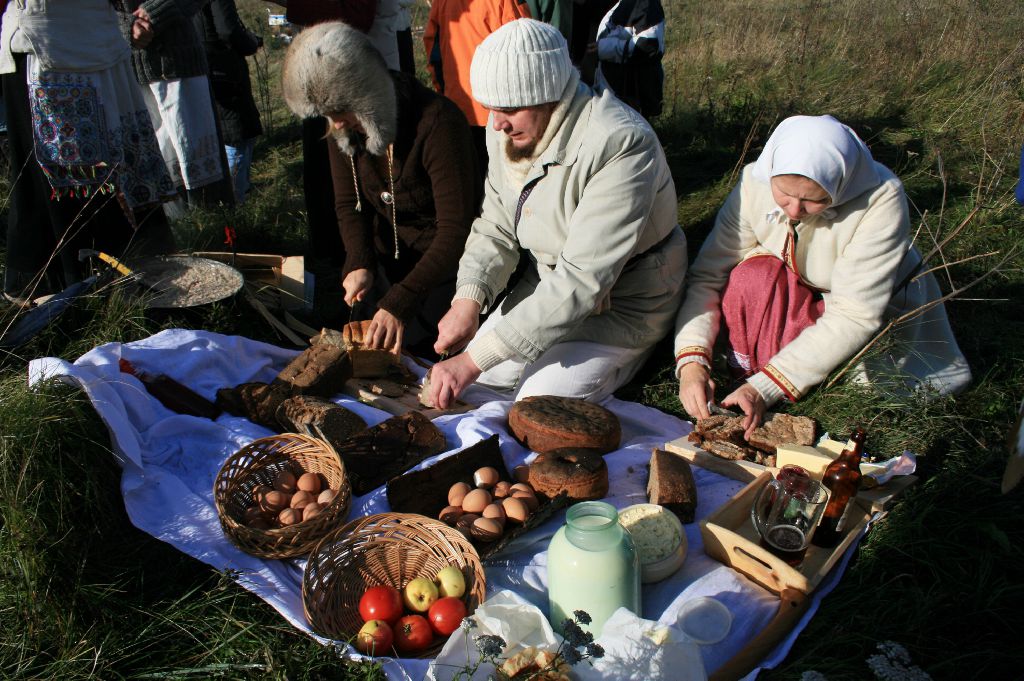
[341,376,474,420]
[664,436,767,483]
[700,471,872,596]
[665,435,917,512]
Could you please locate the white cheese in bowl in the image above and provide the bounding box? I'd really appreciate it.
[619,504,683,563]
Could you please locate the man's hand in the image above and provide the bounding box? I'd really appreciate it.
[721,382,766,441]
[678,362,715,421]
[434,299,481,356]
[428,352,481,409]
[131,8,155,48]
[366,308,404,354]
[342,268,373,307]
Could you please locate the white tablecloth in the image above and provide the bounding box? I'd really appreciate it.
[28,329,866,680]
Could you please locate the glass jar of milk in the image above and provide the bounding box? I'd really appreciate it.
[547,501,641,638]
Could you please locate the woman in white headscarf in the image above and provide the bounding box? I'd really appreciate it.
[674,115,972,437]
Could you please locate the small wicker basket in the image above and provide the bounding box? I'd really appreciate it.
[303,513,487,656]
[214,433,352,559]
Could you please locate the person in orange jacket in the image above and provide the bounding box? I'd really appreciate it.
[424,0,531,169]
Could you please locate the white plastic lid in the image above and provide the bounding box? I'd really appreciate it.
[678,596,732,645]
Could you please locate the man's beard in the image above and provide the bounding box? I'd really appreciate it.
[330,126,366,152]
[505,138,540,162]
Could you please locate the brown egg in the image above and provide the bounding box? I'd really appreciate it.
[482,503,506,525]
[512,490,540,512]
[278,507,301,526]
[291,490,315,510]
[302,502,324,522]
[244,505,267,525]
[297,472,322,495]
[318,488,339,506]
[448,481,472,507]
[251,484,271,506]
[513,465,531,483]
[502,496,530,525]
[461,488,492,514]
[471,517,503,542]
[510,482,535,495]
[455,513,480,539]
[439,505,463,525]
[274,470,297,493]
[492,481,512,499]
[262,489,291,513]
[473,466,500,489]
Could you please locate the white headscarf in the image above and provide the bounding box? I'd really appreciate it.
[752,115,881,209]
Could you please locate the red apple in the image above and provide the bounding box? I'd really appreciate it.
[354,619,393,656]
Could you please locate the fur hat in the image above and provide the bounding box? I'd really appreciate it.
[281,21,396,155]
[470,18,573,109]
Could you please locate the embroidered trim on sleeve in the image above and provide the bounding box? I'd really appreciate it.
[762,363,802,402]
[675,346,711,363]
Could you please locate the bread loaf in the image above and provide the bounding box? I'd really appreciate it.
[274,343,352,397]
[647,449,698,523]
[508,395,621,454]
[528,447,609,501]
[336,411,447,494]
[215,382,290,430]
[275,395,367,445]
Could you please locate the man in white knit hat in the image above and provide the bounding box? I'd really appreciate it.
[427,18,686,407]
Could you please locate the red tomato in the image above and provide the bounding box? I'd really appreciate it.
[359,585,403,626]
[394,614,434,653]
[354,620,393,657]
[428,596,467,636]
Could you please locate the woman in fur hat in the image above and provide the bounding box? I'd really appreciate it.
[282,21,481,357]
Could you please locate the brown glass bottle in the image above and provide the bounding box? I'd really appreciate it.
[811,427,866,548]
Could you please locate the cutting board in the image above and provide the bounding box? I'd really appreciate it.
[341,376,474,420]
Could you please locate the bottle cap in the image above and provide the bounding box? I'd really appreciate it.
[678,596,732,645]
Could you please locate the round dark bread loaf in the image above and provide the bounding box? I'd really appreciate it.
[528,447,609,501]
[507,395,621,454]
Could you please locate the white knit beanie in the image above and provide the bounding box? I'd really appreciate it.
[470,18,573,109]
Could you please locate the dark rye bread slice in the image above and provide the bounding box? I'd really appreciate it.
[275,395,367,446]
[336,411,447,495]
[508,395,621,454]
[687,412,816,460]
[647,449,698,523]
[747,412,816,454]
[215,382,290,430]
[273,343,352,397]
[315,324,398,378]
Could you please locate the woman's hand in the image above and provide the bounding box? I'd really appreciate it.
[721,382,766,441]
[366,308,404,353]
[434,299,480,356]
[678,362,715,421]
[428,353,481,409]
[131,8,154,48]
[342,268,373,307]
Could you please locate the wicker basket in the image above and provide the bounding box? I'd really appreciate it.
[214,433,352,558]
[303,513,486,656]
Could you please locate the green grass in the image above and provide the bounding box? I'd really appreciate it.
[2,0,1024,678]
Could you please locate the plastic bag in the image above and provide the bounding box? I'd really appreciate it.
[427,590,560,681]
[427,591,705,681]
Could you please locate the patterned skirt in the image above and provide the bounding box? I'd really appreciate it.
[27,54,176,213]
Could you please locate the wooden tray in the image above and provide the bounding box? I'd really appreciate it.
[386,435,568,560]
[700,471,870,596]
[665,435,917,513]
